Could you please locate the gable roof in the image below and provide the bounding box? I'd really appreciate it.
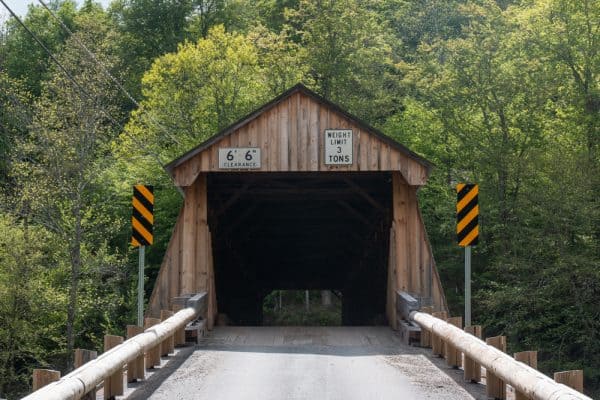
[164,83,433,176]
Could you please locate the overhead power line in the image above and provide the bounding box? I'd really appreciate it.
[36,0,183,147]
[0,0,172,176]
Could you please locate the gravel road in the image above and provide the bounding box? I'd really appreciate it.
[126,326,485,400]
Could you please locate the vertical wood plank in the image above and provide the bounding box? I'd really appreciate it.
[464,325,482,382]
[386,226,397,329]
[369,133,379,170]
[144,318,162,369]
[195,175,208,293]
[207,231,217,330]
[554,370,584,393]
[103,335,124,399]
[445,316,463,368]
[75,348,98,400]
[392,173,409,292]
[431,311,448,357]
[514,351,537,400]
[308,98,319,171]
[486,336,507,399]
[172,303,186,346]
[160,310,175,356]
[181,185,197,295]
[279,98,290,171]
[126,326,145,383]
[298,94,308,170]
[380,144,391,170]
[268,107,279,171]
[318,105,328,170]
[359,129,369,171]
[260,113,270,171]
[289,93,299,170]
[32,369,60,391]
[419,306,434,347]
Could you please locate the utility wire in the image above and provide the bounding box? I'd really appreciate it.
[0,0,170,174]
[37,0,183,147]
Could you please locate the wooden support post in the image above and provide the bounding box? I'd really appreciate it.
[32,369,60,391]
[485,335,507,399]
[160,310,175,356]
[172,303,186,346]
[419,306,433,348]
[75,349,98,400]
[144,317,162,369]
[103,335,124,400]
[554,370,584,393]
[514,351,537,400]
[126,325,145,382]
[431,311,448,357]
[445,316,462,368]
[463,325,482,382]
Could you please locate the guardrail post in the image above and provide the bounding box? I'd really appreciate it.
[126,325,145,382]
[144,317,162,368]
[419,306,433,347]
[554,370,584,393]
[431,311,448,357]
[463,325,482,382]
[32,369,60,391]
[445,316,462,368]
[513,351,537,400]
[485,335,507,399]
[160,310,175,356]
[103,335,124,400]
[75,349,98,400]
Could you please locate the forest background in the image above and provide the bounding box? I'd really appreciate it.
[0,0,597,398]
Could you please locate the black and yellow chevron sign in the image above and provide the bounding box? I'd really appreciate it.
[456,183,479,247]
[131,185,154,247]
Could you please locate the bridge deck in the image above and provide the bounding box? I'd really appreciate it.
[127,327,484,400]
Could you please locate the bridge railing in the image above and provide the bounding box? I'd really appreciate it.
[22,292,207,400]
[397,291,592,400]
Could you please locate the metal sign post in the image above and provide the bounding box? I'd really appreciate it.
[138,245,145,327]
[131,184,154,327]
[464,245,471,327]
[456,183,479,328]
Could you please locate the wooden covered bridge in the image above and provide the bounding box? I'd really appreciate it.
[146,83,447,328]
[24,85,591,400]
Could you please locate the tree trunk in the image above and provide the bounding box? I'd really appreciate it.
[66,202,82,370]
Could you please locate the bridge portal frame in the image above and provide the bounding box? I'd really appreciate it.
[147,84,448,328]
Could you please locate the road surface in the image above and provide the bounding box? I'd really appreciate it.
[127,326,484,400]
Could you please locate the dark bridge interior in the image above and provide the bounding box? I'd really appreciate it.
[208,172,392,325]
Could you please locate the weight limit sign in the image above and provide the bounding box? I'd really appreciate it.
[456,183,479,247]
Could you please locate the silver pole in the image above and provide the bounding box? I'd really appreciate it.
[138,245,145,327]
[465,245,471,327]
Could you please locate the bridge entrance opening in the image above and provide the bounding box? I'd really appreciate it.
[208,172,392,326]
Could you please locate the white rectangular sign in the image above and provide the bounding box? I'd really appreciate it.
[324,129,353,165]
[218,148,261,169]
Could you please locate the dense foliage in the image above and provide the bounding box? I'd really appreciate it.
[0,0,597,398]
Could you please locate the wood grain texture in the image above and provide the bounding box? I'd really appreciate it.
[103,335,124,399]
[170,92,429,185]
[126,326,145,383]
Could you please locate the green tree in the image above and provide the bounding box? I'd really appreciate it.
[0,215,65,399]
[1,0,77,95]
[12,14,126,368]
[286,0,403,124]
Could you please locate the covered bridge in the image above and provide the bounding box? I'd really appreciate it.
[147,83,447,328]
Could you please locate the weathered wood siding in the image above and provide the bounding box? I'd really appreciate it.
[147,174,217,328]
[386,172,447,327]
[172,92,428,186]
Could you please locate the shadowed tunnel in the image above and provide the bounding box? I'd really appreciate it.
[208,172,392,325]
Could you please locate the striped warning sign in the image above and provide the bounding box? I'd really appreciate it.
[456,183,479,247]
[131,185,154,247]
